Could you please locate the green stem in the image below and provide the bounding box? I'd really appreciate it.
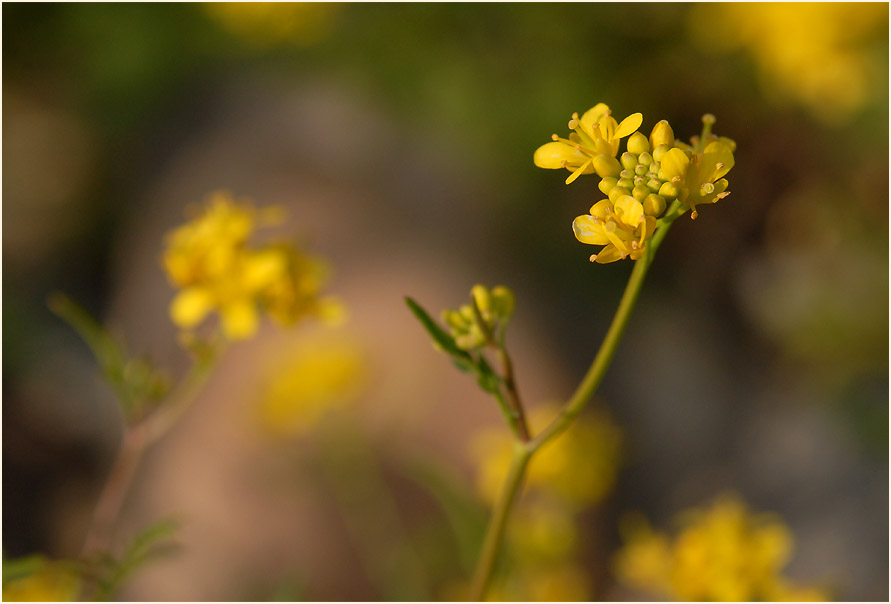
[468,208,681,600]
[468,443,531,601]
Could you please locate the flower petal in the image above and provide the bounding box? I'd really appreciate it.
[614,113,644,139]
[661,148,690,181]
[534,142,587,169]
[703,141,735,180]
[221,299,259,339]
[572,215,609,245]
[170,287,214,328]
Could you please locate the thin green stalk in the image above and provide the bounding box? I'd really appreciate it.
[468,443,531,601]
[469,205,682,600]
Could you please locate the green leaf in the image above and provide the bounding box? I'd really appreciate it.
[93,518,180,601]
[48,293,171,418]
[475,356,502,394]
[404,297,471,362]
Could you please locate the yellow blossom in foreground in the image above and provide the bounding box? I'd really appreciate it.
[613,494,829,602]
[2,560,80,602]
[163,191,337,340]
[534,103,643,184]
[470,404,621,508]
[257,330,368,437]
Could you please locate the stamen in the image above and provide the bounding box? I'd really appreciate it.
[573,143,598,156]
[571,112,580,121]
[716,191,730,200]
[568,119,579,130]
[630,241,639,250]
[671,176,682,183]
[589,254,597,262]
[715,162,725,171]
[690,210,699,220]
[551,134,560,141]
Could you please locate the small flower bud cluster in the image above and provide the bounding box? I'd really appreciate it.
[441,284,515,351]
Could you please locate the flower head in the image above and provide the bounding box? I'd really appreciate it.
[613,494,829,602]
[534,103,643,184]
[163,191,338,340]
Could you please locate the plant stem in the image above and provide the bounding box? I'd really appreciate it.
[468,207,681,600]
[468,443,531,601]
[496,347,530,442]
[80,354,217,558]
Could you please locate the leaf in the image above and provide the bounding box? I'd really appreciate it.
[93,518,180,601]
[475,356,502,394]
[404,297,471,362]
[48,293,171,418]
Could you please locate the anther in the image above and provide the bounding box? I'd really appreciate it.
[716,191,730,199]
[589,254,597,262]
[671,176,682,183]
[551,134,560,141]
[701,113,716,125]
[690,210,699,220]
[568,119,579,130]
[715,162,725,170]
[572,112,580,121]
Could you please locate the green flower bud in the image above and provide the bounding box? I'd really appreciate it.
[634,164,648,176]
[637,152,654,166]
[608,186,632,203]
[616,178,634,190]
[626,131,650,155]
[621,152,638,170]
[647,178,662,192]
[643,193,667,217]
[652,144,671,163]
[598,177,619,196]
[592,154,621,178]
[649,120,675,149]
[471,284,491,313]
[633,175,646,186]
[658,181,680,199]
[632,185,650,202]
[491,286,515,320]
[619,168,634,180]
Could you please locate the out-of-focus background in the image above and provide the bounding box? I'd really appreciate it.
[3,3,888,601]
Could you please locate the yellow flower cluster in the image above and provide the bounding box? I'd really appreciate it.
[613,494,829,602]
[257,330,368,437]
[163,191,341,340]
[470,404,622,510]
[534,104,735,263]
[689,3,887,125]
[441,284,515,351]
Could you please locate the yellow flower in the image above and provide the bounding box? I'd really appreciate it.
[204,2,341,47]
[470,404,621,508]
[534,103,643,184]
[572,196,658,263]
[613,494,829,602]
[2,560,80,602]
[441,284,515,351]
[660,134,735,219]
[163,191,338,340]
[257,330,368,437]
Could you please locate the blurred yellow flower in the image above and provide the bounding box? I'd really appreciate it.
[613,494,829,602]
[163,191,338,340]
[258,330,368,437]
[487,563,591,602]
[470,404,621,509]
[534,103,643,184]
[2,560,80,602]
[204,2,341,47]
[689,3,887,124]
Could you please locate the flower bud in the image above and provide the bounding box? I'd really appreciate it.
[634,164,648,176]
[647,178,662,192]
[471,284,491,314]
[649,120,675,149]
[620,169,634,180]
[626,131,650,155]
[491,286,515,320]
[658,181,680,199]
[598,177,618,196]
[608,186,632,203]
[637,152,653,166]
[616,177,634,190]
[592,154,621,178]
[621,152,638,170]
[632,185,650,201]
[643,194,666,217]
[652,143,671,163]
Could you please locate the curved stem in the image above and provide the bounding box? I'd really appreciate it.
[80,353,218,558]
[468,444,531,601]
[469,208,681,600]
